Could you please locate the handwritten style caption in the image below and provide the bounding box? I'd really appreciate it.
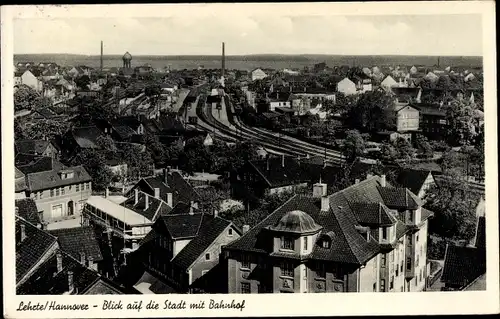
[17,299,246,313]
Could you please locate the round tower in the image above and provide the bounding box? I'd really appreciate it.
[122,51,132,68]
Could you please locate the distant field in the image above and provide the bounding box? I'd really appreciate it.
[14,54,483,71]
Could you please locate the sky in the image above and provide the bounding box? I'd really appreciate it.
[14,14,483,56]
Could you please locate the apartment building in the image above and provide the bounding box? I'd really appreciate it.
[24,162,92,223]
[223,175,433,293]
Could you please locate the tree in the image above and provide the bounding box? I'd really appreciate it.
[75,75,91,90]
[96,135,117,153]
[424,177,480,241]
[346,90,395,132]
[380,142,398,161]
[14,85,46,111]
[118,143,153,180]
[145,84,162,108]
[341,129,366,163]
[393,137,416,162]
[415,134,434,158]
[14,119,26,140]
[23,119,69,140]
[71,149,114,192]
[443,98,478,146]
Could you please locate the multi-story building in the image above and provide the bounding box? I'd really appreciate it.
[223,174,433,293]
[133,208,241,293]
[23,160,92,223]
[412,104,448,140]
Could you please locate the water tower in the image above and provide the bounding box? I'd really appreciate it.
[123,51,132,68]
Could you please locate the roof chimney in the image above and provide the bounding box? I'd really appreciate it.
[166,192,173,207]
[367,173,373,180]
[242,225,250,234]
[80,252,86,265]
[355,179,360,184]
[134,188,139,204]
[88,256,94,269]
[20,224,26,242]
[313,182,327,198]
[145,194,149,210]
[266,157,270,171]
[381,175,386,187]
[67,271,74,293]
[105,188,109,198]
[321,196,330,212]
[281,154,285,167]
[154,187,160,199]
[189,201,195,215]
[56,252,63,273]
[163,168,169,186]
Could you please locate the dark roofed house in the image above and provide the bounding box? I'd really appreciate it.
[17,249,138,295]
[127,169,200,209]
[224,174,434,293]
[16,198,42,227]
[133,212,241,293]
[70,126,106,150]
[49,226,104,271]
[17,156,65,175]
[396,169,435,199]
[15,139,59,158]
[16,217,59,286]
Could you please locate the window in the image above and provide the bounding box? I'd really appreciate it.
[406,257,412,270]
[416,234,419,242]
[381,254,386,267]
[390,276,394,290]
[241,283,251,294]
[315,263,326,278]
[228,228,233,236]
[322,239,330,248]
[303,237,308,250]
[400,264,403,273]
[396,267,399,277]
[76,184,80,192]
[39,192,43,199]
[61,187,65,195]
[303,268,307,278]
[420,269,423,282]
[390,251,394,262]
[382,227,387,240]
[408,211,414,223]
[416,255,419,267]
[281,236,294,250]
[50,189,54,197]
[373,283,377,292]
[280,262,294,277]
[380,279,386,292]
[34,193,38,200]
[408,235,413,245]
[241,255,250,269]
[205,253,211,261]
[55,188,60,196]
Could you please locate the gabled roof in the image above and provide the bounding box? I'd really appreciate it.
[171,214,233,269]
[121,191,172,222]
[351,202,397,226]
[247,156,309,188]
[25,165,92,192]
[441,245,486,288]
[16,217,58,284]
[49,227,103,262]
[137,171,200,207]
[15,198,40,225]
[377,186,422,210]
[396,169,432,195]
[15,139,52,155]
[159,212,205,239]
[16,250,101,295]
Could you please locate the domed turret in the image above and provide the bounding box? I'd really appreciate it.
[122,51,132,68]
[270,210,322,234]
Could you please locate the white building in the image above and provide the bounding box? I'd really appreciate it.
[251,68,268,81]
[337,77,357,96]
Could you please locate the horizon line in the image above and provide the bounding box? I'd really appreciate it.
[14,53,483,58]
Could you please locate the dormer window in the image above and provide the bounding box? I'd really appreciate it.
[382,227,388,240]
[281,236,294,250]
[322,239,330,249]
[303,237,308,250]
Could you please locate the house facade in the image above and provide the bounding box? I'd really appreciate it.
[25,165,92,223]
[336,78,357,96]
[394,105,420,132]
[224,175,433,293]
[21,70,44,91]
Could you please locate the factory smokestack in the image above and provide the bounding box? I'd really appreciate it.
[100,41,103,71]
[222,42,225,78]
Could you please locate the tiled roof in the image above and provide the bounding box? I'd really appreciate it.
[378,186,422,210]
[121,191,171,222]
[113,125,136,140]
[441,245,486,288]
[171,214,232,269]
[137,171,200,207]
[15,140,51,155]
[15,168,27,192]
[226,176,428,265]
[16,217,58,284]
[15,199,40,226]
[49,227,103,262]
[110,117,141,131]
[396,169,432,195]
[71,126,105,149]
[412,104,446,117]
[351,202,397,226]
[17,250,101,295]
[17,156,64,175]
[25,165,91,192]
[248,156,310,188]
[160,213,204,239]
